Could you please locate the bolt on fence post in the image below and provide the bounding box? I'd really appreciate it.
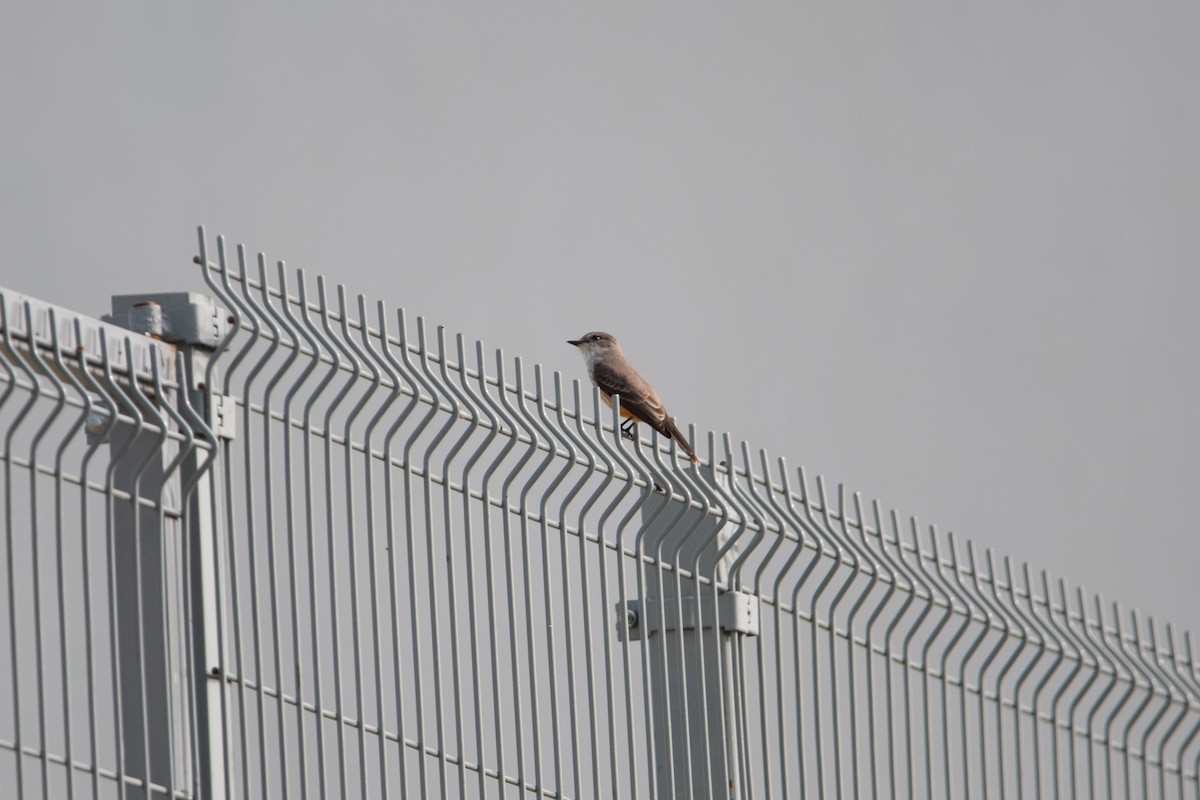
[107,292,230,800]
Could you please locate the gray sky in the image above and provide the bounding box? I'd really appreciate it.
[3,3,1197,627]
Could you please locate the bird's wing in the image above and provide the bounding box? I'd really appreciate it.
[591,359,666,426]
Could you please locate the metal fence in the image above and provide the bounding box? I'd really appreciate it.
[2,228,1199,799]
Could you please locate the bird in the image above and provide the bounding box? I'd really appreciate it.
[567,331,700,464]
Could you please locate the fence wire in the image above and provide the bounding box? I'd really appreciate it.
[2,229,1199,799]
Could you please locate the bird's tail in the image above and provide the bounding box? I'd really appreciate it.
[660,417,700,464]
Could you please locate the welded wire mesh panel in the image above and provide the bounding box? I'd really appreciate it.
[195,229,1200,800]
[721,455,1200,799]
[197,237,679,799]
[0,290,212,800]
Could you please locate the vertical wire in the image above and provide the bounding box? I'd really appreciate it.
[712,440,767,799]
[1047,580,1090,800]
[781,466,838,798]
[411,319,453,798]
[744,456,798,799]
[242,254,294,798]
[675,434,722,797]
[855,495,899,800]
[265,261,318,800]
[333,287,383,797]
[212,239,254,797]
[413,325,472,795]
[945,539,994,799]
[522,364,579,795]
[225,244,273,798]
[830,487,884,800]
[740,447,789,800]
[940,534,992,800]
[1119,611,1156,799]
[438,332,497,796]
[985,552,1032,800]
[500,359,555,796]
[567,380,636,798]
[18,301,66,800]
[71,320,121,800]
[641,427,701,800]
[1132,616,1173,798]
[1079,592,1119,800]
[354,298,404,799]
[908,522,951,798]
[608,399,678,799]
[98,335,137,800]
[0,295,24,799]
[549,376,603,797]
[701,433,765,797]
[676,432,739,800]
[311,276,355,798]
[721,437,768,797]
[873,508,927,800]
[764,458,820,799]
[964,544,1017,800]
[4,301,56,799]
[898,518,938,800]
[1156,626,1198,799]
[465,339,520,798]
[375,306,427,798]
[922,529,972,799]
[209,237,257,796]
[174,344,222,800]
[291,269,337,798]
[1152,625,1193,799]
[586,388,658,800]
[390,311,440,798]
[48,312,94,800]
[198,234,239,800]
[871,504,916,800]
[1166,633,1200,800]
[732,447,789,798]
[792,470,841,798]
[1099,600,1139,800]
[149,339,204,798]
[1177,633,1200,799]
[1003,561,1045,799]
[816,478,849,800]
[122,342,179,797]
[1118,614,1156,796]
[481,350,539,795]
[539,372,590,798]
[1046,575,1084,796]
[694,432,748,798]
[1027,569,1067,799]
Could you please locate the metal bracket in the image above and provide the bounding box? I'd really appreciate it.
[620,591,760,641]
[210,393,237,441]
[104,292,231,350]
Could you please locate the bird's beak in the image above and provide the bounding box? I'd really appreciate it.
[567,339,582,346]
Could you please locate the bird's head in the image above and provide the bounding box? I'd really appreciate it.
[566,331,624,367]
[567,331,622,365]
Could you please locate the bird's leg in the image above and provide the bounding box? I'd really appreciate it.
[620,419,637,441]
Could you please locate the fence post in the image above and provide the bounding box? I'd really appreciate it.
[621,463,757,799]
[107,293,230,800]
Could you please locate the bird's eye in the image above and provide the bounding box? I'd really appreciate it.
[591,335,601,341]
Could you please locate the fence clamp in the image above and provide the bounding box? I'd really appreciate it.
[210,393,237,441]
[620,591,760,641]
[105,292,231,349]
